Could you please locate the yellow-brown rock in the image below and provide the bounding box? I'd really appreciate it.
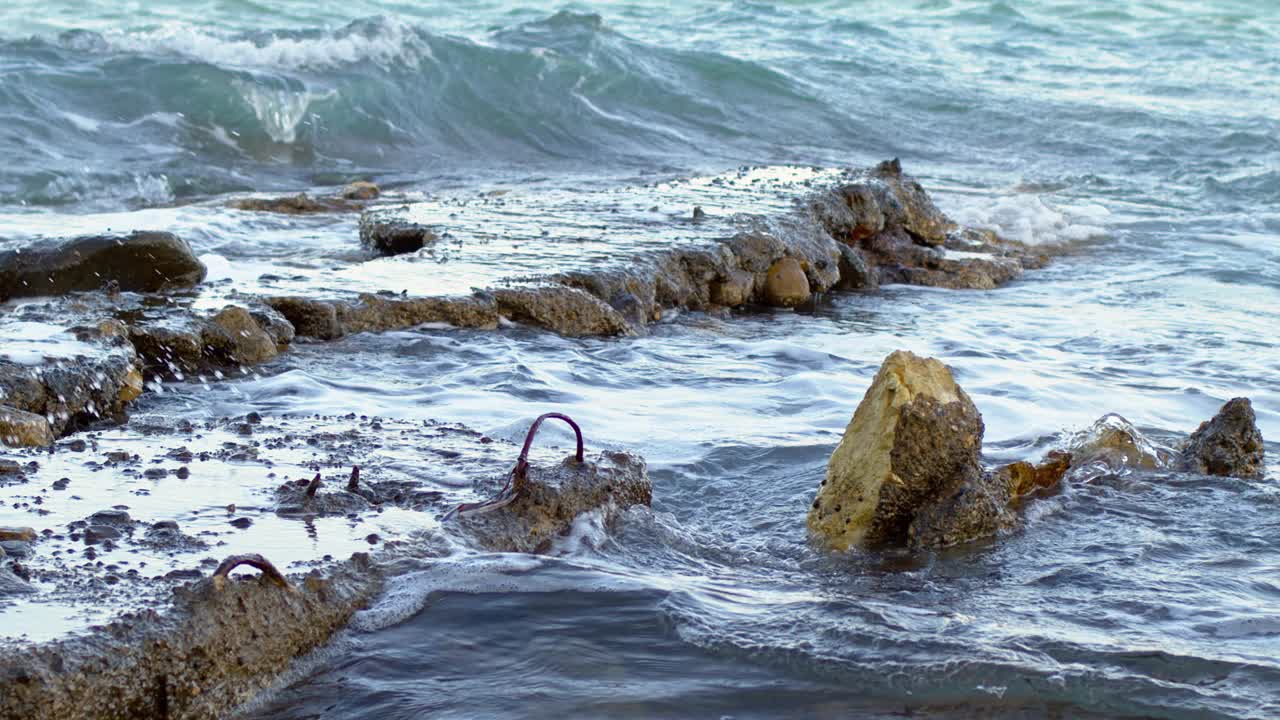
[118,367,145,403]
[764,257,810,307]
[0,405,54,448]
[996,450,1073,499]
[808,350,986,551]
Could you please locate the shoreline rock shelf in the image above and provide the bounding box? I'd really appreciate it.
[1,161,1055,448]
[809,351,1268,552]
[0,412,652,720]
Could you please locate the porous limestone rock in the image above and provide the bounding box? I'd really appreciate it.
[1178,397,1265,479]
[809,350,989,550]
[493,285,632,337]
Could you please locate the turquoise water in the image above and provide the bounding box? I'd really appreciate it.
[1,2,1278,718]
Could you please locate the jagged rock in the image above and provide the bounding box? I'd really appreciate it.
[0,325,143,443]
[359,212,437,256]
[809,351,991,550]
[334,294,499,335]
[341,181,380,200]
[835,243,878,290]
[1068,414,1173,471]
[0,406,54,448]
[458,451,651,553]
[0,231,206,300]
[1179,397,1265,479]
[0,566,35,596]
[0,554,381,720]
[493,285,632,337]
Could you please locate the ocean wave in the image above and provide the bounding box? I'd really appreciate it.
[0,12,855,210]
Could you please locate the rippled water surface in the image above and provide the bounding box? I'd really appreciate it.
[1,0,1278,718]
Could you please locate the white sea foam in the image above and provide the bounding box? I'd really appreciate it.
[98,19,430,71]
[0,320,98,364]
[944,193,1111,246]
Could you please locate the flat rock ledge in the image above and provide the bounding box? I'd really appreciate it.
[0,554,381,720]
[304,160,1051,340]
[0,413,652,720]
[809,351,1269,552]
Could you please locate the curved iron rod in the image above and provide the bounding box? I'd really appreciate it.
[305,472,322,499]
[212,553,290,589]
[443,412,585,521]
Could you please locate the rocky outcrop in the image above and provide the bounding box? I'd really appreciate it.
[1066,414,1174,471]
[1178,398,1265,479]
[809,352,1085,552]
[457,451,651,553]
[809,351,1004,550]
[0,231,206,300]
[813,160,1047,291]
[0,554,381,720]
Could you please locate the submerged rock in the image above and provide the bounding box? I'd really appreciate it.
[1178,397,1265,479]
[1067,414,1173,471]
[809,351,995,550]
[458,451,651,553]
[0,231,206,300]
[341,181,380,200]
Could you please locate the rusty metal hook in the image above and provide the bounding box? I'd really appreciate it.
[211,553,290,589]
[442,412,584,521]
[305,472,322,499]
[513,412,584,490]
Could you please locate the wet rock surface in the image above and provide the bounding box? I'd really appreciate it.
[0,231,206,300]
[0,321,143,446]
[1178,397,1265,479]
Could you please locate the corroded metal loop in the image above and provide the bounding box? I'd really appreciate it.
[305,472,322,498]
[212,553,290,589]
[443,412,584,521]
[514,413,584,485]
[347,465,360,492]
